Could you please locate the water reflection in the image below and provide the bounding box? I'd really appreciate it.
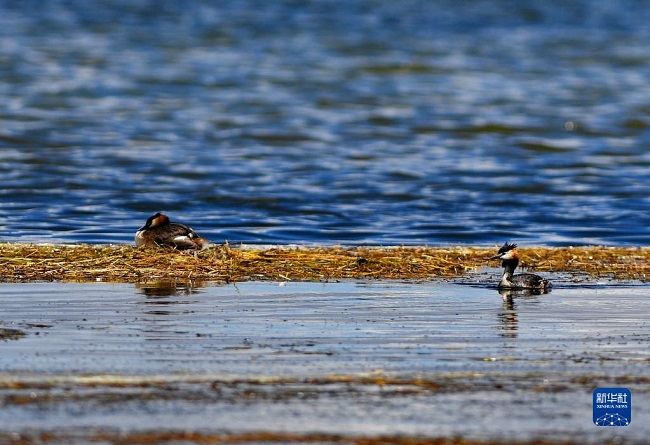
[136,280,206,297]
[496,287,551,338]
[136,280,206,319]
[134,281,208,341]
[497,296,518,339]
[498,288,551,299]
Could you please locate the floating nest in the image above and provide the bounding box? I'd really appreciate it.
[0,243,648,283]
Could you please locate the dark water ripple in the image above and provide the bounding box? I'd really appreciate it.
[1,1,650,246]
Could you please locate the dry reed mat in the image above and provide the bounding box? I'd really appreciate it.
[0,243,648,283]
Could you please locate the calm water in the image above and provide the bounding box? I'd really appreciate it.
[1,1,650,246]
[1,281,649,443]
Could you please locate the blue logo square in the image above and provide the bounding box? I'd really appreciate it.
[593,388,631,426]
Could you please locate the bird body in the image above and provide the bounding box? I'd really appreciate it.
[135,213,210,250]
[490,242,551,290]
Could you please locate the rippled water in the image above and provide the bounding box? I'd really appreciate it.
[1,1,650,246]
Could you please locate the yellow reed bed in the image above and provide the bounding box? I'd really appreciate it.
[0,243,648,283]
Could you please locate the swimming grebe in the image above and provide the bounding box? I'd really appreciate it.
[135,212,210,251]
[490,242,551,290]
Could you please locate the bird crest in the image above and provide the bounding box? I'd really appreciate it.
[497,242,517,255]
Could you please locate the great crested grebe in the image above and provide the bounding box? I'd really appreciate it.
[135,212,210,251]
[490,242,551,290]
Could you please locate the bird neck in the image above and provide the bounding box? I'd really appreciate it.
[501,258,519,283]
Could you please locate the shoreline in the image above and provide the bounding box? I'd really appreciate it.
[1,242,648,283]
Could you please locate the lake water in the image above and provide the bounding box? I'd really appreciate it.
[0,280,648,443]
[1,0,650,246]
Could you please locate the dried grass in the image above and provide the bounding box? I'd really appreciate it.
[0,243,648,283]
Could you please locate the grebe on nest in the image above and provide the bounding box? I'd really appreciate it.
[490,242,551,290]
[135,212,210,251]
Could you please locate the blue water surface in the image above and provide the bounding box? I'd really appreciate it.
[1,0,649,246]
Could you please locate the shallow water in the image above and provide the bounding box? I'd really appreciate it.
[0,280,648,443]
[1,1,650,246]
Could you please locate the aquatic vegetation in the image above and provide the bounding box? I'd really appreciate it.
[0,243,648,283]
[0,327,26,341]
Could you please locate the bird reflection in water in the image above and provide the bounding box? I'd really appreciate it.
[136,280,205,297]
[496,287,551,338]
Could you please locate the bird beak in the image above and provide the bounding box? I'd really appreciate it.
[489,253,503,260]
